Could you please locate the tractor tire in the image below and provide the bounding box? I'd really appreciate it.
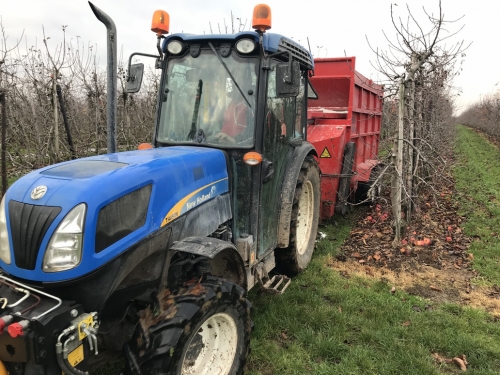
[124,276,251,375]
[276,156,320,276]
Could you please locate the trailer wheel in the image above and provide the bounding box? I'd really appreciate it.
[276,156,320,276]
[124,276,251,375]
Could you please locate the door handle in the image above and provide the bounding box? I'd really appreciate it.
[263,160,274,183]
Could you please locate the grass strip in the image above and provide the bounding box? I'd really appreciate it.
[454,125,500,286]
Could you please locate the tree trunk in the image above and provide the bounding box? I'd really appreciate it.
[52,70,59,158]
[391,77,405,244]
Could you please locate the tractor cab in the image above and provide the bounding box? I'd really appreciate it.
[128,5,317,267]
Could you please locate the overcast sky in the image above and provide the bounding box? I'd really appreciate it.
[1,0,498,114]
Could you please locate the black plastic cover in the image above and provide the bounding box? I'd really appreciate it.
[95,185,152,253]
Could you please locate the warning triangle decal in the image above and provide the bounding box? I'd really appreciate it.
[320,147,331,158]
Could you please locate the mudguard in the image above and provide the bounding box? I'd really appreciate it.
[277,142,318,248]
[170,237,247,289]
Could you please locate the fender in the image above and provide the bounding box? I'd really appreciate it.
[170,236,247,290]
[277,142,318,248]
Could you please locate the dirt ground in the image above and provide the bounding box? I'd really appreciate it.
[327,176,500,317]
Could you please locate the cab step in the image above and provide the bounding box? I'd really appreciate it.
[261,275,291,295]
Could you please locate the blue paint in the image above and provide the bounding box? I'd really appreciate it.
[1,146,229,282]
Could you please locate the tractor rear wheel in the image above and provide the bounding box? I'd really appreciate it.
[124,276,251,375]
[276,156,320,276]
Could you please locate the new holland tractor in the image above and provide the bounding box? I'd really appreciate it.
[0,3,382,375]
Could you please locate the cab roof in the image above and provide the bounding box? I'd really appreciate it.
[163,31,314,70]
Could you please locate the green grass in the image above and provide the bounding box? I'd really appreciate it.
[245,126,500,374]
[453,125,500,285]
[246,214,500,374]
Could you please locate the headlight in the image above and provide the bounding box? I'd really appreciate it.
[236,39,255,54]
[43,204,86,272]
[167,40,183,54]
[0,195,11,264]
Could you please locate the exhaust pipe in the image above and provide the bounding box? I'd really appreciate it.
[88,1,117,153]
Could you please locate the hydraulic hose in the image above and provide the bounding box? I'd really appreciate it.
[55,348,89,375]
[56,349,76,375]
[55,331,88,375]
[63,356,89,375]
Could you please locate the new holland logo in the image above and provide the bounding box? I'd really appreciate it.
[31,185,47,200]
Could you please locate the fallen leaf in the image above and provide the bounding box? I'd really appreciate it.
[351,252,363,259]
[430,285,443,292]
[452,357,467,371]
[373,253,381,261]
[402,320,411,326]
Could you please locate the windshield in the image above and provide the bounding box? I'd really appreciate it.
[157,50,258,147]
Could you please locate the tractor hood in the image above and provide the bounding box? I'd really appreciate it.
[1,146,229,282]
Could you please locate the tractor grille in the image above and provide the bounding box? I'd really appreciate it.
[8,200,61,270]
[278,38,314,69]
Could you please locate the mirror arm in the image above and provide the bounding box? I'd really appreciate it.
[127,52,160,82]
[156,36,164,61]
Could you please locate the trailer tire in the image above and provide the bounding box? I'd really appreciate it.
[124,276,251,375]
[276,156,320,276]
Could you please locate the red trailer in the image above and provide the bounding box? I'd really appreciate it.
[307,57,383,219]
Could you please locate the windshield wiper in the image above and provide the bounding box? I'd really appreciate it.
[208,42,252,109]
[187,79,203,140]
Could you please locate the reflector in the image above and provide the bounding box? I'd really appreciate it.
[243,151,263,166]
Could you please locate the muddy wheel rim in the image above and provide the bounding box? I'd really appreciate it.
[296,180,314,255]
[181,312,238,375]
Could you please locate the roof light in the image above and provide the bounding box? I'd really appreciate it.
[243,152,263,166]
[151,10,170,36]
[167,40,184,54]
[252,4,272,32]
[236,39,256,54]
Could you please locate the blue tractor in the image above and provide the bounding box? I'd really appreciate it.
[0,3,320,374]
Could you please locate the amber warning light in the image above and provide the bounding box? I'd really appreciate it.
[151,10,170,35]
[252,4,272,32]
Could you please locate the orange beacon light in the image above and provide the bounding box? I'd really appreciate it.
[252,4,272,32]
[151,10,170,35]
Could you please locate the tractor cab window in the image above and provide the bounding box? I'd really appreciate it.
[157,50,257,147]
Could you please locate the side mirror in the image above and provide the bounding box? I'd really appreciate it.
[276,60,300,97]
[125,63,144,93]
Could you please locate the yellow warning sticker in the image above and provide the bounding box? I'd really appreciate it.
[68,345,84,367]
[320,147,331,158]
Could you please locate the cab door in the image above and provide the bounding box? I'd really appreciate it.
[258,60,305,257]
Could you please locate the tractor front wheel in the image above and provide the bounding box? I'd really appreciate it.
[276,156,320,276]
[124,276,251,375]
